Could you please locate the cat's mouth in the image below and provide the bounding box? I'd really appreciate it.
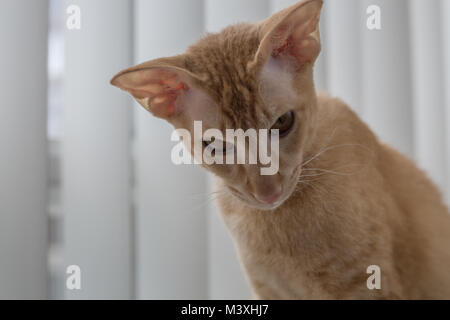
[227,169,302,211]
[231,191,284,210]
[249,190,292,211]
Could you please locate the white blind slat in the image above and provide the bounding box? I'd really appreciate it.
[442,0,450,205]
[361,0,414,158]
[63,0,133,299]
[0,0,49,299]
[325,0,361,112]
[410,0,447,194]
[135,0,208,300]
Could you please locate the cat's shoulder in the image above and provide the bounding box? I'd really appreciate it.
[314,91,378,149]
[315,91,361,125]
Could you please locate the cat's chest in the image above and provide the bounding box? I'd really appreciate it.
[221,200,329,258]
[219,201,345,299]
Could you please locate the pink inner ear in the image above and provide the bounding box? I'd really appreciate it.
[272,35,319,66]
[122,69,189,118]
[266,2,322,66]
[272,37,292,58]
[146,79,188,118]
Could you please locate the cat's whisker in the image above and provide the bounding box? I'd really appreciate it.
[299,173,329,178]
[179,190,225,199]
[298,177,325,184]
[183,194,222,216]
[303,166,352,172]
[296,180,327,198]
[300,126,338,167]
[294,167,329,196]
[302,143,367,168]
[300,168,355,177]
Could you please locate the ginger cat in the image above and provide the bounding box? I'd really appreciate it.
[111,0,450,299]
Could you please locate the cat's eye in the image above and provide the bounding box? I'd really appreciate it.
[271,111,295,137]
[203,139,235,156]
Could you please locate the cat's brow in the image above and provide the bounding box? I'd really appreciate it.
[186,24,268,130]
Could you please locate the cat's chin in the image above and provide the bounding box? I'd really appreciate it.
[244,196,289,212]
[247,175,300,211]
[254,202,285,211]
[227,190,285,211]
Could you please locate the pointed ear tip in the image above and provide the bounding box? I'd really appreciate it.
[110,74,122,87]
[301,0,323,11]
[302,0,323,10]
[317,0,324,9]
[315,0,324,10]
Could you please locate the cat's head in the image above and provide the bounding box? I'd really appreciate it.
[111,0,323,210]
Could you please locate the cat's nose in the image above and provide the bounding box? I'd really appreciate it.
[253,185,282,205]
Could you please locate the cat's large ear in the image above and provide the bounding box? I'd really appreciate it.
[111,56,203,120]
[251,0,323,69]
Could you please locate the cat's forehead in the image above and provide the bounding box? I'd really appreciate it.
[185,24,274,129]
